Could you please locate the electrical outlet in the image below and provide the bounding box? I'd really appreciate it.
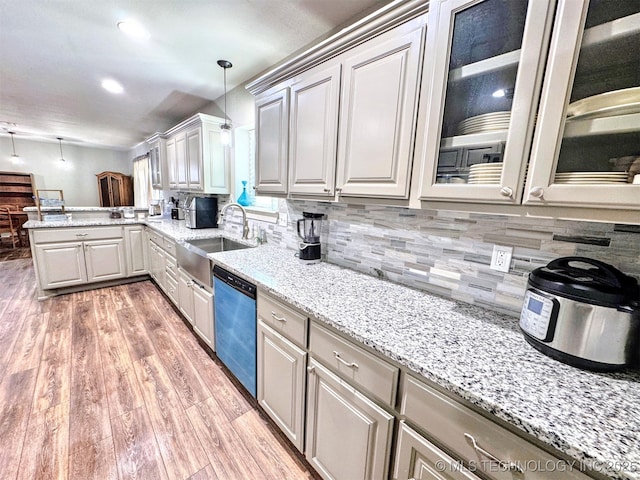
[490,245,513,273]
[277,213,288,227]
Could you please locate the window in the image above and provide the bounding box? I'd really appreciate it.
[234,125,278,212]
[132,154,152,207]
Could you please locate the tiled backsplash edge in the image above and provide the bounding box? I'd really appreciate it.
[220,200,640,318]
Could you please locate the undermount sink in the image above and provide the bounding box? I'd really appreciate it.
[176,237,252,288]
[185,237,252,254]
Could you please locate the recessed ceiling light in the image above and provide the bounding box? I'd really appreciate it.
[117,20,150,40]
[102,78,124,94]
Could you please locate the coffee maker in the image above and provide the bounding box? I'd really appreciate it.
[296,212,324,263]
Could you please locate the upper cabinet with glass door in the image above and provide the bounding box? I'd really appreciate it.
[416,0,555,203]
[525,0,640,208]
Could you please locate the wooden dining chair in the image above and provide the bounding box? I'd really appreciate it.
[0,204,19,211]
[0,207,20,249]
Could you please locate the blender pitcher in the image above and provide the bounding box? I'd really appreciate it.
[296,212,324,262]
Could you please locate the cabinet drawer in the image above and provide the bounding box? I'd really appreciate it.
[163,237,177,257]
[147,229,163,246]
[309,322,399,407]
[33,226,122,244]
[401,375,590,480]
[165,254,177,280]
[257,291,307,348]
[165,274,178,305]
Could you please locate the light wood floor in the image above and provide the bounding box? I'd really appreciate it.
[0,258,316,480]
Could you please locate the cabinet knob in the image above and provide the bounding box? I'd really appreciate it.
[499,187,513,198]
[529,186,544,198]
[307,366,316,374]
[323,188,330,193]
[335,187,342,193]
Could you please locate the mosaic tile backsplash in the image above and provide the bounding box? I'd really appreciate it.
[221,199,640,317]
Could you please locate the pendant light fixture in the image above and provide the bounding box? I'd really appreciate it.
[8,131,20,164]
[217,59,232,146]
[57,137,66,162]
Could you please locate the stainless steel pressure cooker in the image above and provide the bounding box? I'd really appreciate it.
[520,257,639,371]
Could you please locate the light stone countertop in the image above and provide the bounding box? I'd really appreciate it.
[24,217,640,479]
[209,244,640,480]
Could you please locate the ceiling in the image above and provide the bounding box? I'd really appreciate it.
[0,0,389,150]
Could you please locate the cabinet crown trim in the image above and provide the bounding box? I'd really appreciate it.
[245,0,428,95]
[164,113,226,137]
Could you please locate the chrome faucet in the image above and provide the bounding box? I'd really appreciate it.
[218,202,250,239]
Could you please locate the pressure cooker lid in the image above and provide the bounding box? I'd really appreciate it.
[529,257,639,307]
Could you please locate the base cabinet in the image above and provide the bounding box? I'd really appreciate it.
[257,319,307,452]
[394,422,480,480]
[34,242,87,289]
[178,267,214,347]
[124,225,148,277]
[32,226,126,290]
[305,359,394,480]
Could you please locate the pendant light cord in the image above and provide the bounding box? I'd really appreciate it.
[9,132,17,156]
[58,137,65,161]
[223,66,228,124]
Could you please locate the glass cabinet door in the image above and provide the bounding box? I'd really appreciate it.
[416,0,554,203]
[526,0,640,208]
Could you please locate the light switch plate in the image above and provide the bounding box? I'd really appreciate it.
[277,213,288,227]
[490,245,513,273]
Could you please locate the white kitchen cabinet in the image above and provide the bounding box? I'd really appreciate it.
[305,359,394,480]
[178,267,214,347]
[288,62,341,196]
[32,226,126,290]
[186,125,203,190]
[165,113,230,193]
[124,225,147,276]
[394,422,481,480]
[147,229,178,307]
[336,17,425,199]
[416,0,554,203]
[178,268,196,325]
[400,375,591,480]
[255,87,290,195]
[192,284,214,348]
[146,133,166,190]
[257,319,307,452]
[84,238,126,283]
[148,240,165,288]
[525,0,640,208]
[34,242,87,289]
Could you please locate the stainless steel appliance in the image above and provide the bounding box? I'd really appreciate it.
[296,212,323,263]
[520,257,640,371]
[213,265,257,397]
[185,196,218,229]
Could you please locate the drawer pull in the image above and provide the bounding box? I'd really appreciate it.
[333,351,358,370]
[464,433,523,476]
[75,233,88,237]
[271,312,287,322]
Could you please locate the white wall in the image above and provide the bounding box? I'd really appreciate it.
[0,136,131,206]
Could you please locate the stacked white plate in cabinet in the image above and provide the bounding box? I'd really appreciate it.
[554,172,630,184]
[468,162,503,184]
[456,112,511,136]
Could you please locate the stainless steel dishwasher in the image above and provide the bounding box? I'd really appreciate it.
[213,265,257,397]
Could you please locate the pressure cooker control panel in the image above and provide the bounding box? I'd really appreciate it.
[519,289,559,342]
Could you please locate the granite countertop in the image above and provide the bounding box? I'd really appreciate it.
[24,218,640,479]
[209,245,640,480]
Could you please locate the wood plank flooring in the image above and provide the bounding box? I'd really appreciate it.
[0,258,316,480]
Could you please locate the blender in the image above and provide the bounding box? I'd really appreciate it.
[296,212,324,263]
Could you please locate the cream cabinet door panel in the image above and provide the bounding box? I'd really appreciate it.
[85,239,126,283]
[203,128,230,194]
[336,21,424,198]
[34,242,87,289]
[289,63,341,196]
[258,320,306,452]
[124,226,147,276]
[178,269,195,325]
[166,137,178,188]
[175,133,188,189]
[193,285,214,347]
[255,87,289,194]
[306,359,394,480]
[186,126,203,190]
[394,422,480,480]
